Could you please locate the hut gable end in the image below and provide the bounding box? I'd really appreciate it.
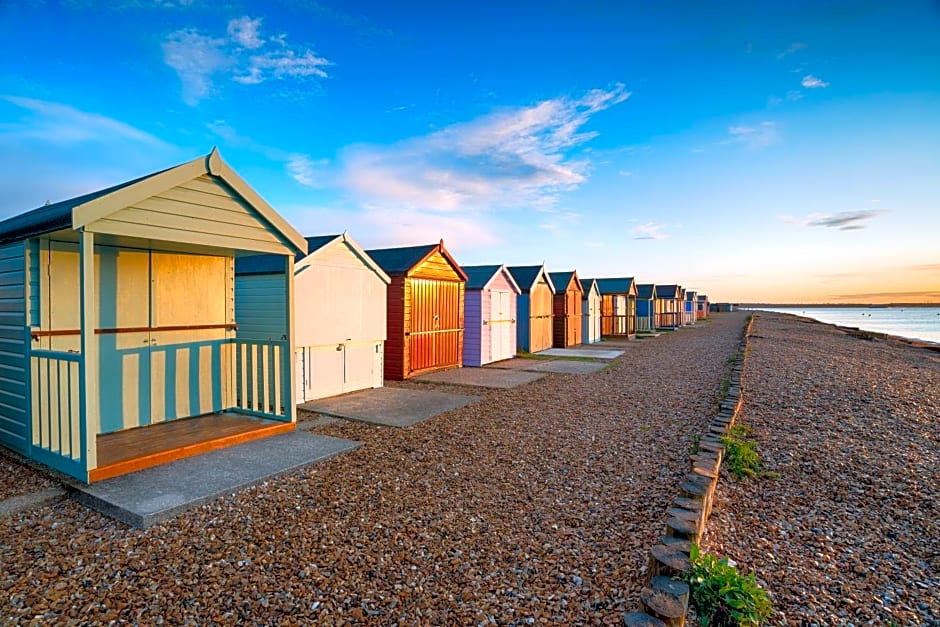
[410,250,463,281]
[84,175,286,254]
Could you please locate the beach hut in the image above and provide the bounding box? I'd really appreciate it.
[461,265,521,366]
[595,278,638,339]
[0,149,307,483]
[235,233,390,402]
[655,284,682,328]
[636,284,657,332]
[696,294,709,319]
[580,278,602,344]
[683,290,697,326]
[365,241,467,380]
[507,265,556,353]
[549,271,583,348]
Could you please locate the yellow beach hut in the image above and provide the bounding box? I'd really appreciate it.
[0,149,307,483]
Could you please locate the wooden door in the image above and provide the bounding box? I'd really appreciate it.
[409,279,461,374]
[343,342,375,392]
[566,290,580,345]
[490,290,513,362]
[529,282,553,352]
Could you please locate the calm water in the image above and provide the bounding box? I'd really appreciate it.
[754,306,940,344]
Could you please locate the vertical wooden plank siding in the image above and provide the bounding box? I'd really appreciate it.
[407,278,463,376]
[384,277,407,380]
[529,279,553,353]
[463,290,483,367]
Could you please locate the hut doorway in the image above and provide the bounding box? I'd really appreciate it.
[409,278,462,373]
[96,248,230,433]
[489,290,514,362]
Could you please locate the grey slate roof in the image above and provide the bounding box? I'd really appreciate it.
[507,265,551,293]
[234,234,342,275]
[461,265,503,290]
[655,284,680,298]
[579,278,598,296]
[637,283,656,299]
[0,167,172,244]
[364,244,438,275]
[548,271,577,293]
[594,277,636,295]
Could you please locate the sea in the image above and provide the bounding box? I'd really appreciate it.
[752,306,940,345]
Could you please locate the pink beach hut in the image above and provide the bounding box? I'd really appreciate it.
[461,265,521,366]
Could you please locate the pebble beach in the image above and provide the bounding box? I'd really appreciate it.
[0,312,745,624]
[705,312,940,626]
[1,309,937,625]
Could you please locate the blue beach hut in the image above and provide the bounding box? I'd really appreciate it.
[636,284,657,332]
[0,149,307,482]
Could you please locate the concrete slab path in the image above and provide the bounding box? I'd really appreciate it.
[414,367,545,388]
[484,358,548,370]
[521,360,609,374]
[301,387,479,427]
[0,488,66,519]
[540,347,624,359]
[70,432,359,529]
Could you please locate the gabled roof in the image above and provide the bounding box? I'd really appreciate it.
[637,283,657,299]
[548,271,583,295]
[507,265,556,294]
[594,277,637,296]
[0,148,307,254]
[697,294,708,302]
[655,284,681,298]
[580,278,599,298]
[365,240,467,280]
[462,264,521,293]
[685,290,697,300]
[235,232,391,284]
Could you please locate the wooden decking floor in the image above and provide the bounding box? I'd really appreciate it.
[91,414,294,482]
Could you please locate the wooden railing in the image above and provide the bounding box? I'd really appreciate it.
[28,349,88,477]
[231,339,289,420]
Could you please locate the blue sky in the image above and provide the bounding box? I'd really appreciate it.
[1,0,938,303]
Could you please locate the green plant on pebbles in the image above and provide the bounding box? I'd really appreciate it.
[685,545,772,626]
[721,425,762,478]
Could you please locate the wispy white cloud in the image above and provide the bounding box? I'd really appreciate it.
[286,154,329,187]
[631,222,667,240]
[339,84,630,213]
[776,42,806,59]
[163,16,332,104]
[227,16,264,49]
[162,29,228,105]
[235,49,331,85]
[801,74,829,89]
[718,121,778,149]
[782,210,884,230]
[0,96,169,147]
[207,120,330,187]
[618,169,633,177]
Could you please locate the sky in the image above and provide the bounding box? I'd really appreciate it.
[1,0,939,304]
